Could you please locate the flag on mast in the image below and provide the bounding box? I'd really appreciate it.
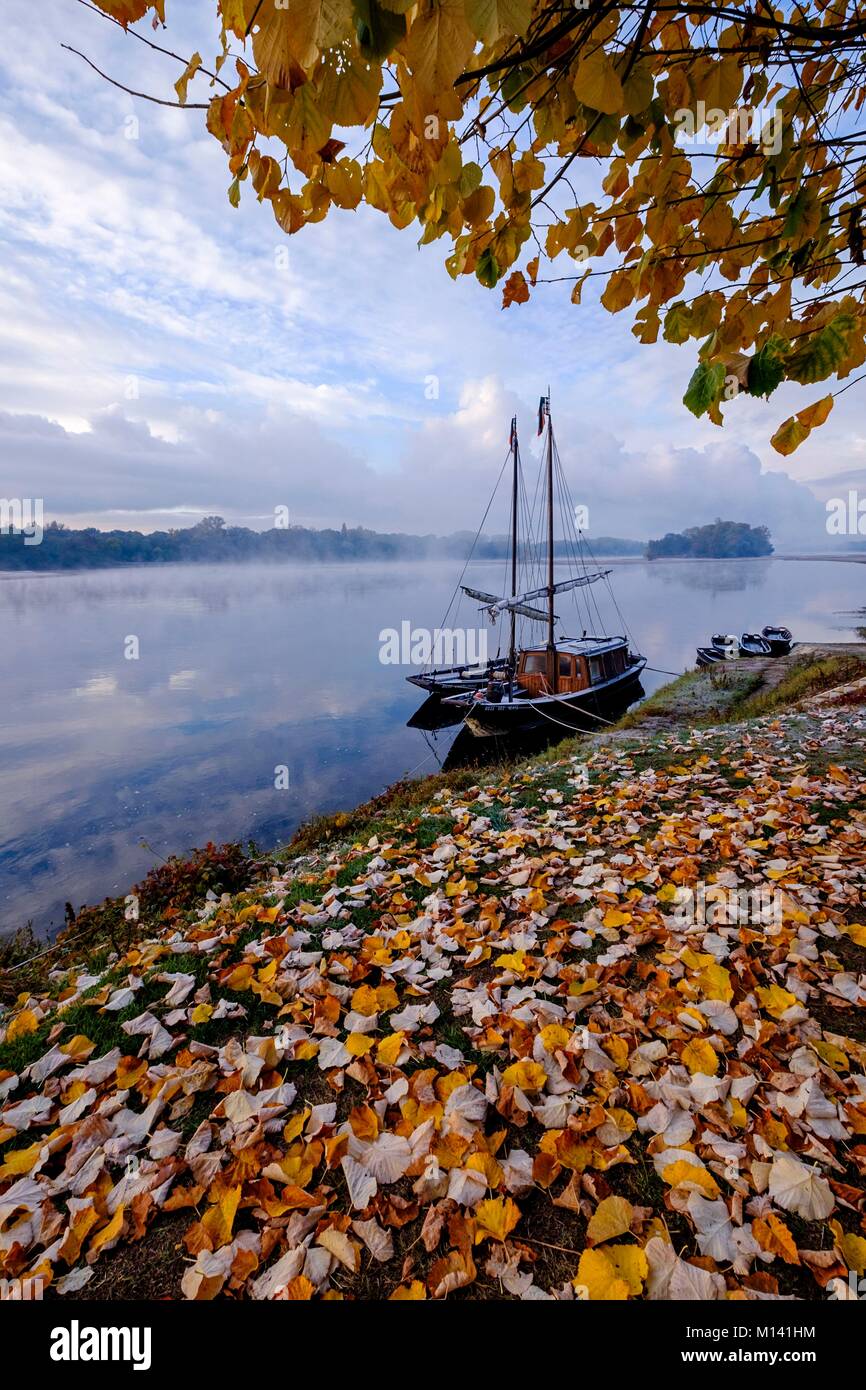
[537,395,549,436]
[509,415,517,450]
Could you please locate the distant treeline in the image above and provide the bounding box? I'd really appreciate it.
[646,520,773,560]
[0,517,647,570]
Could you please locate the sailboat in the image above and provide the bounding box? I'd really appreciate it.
[410,396,646,737]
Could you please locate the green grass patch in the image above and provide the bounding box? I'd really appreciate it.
[732,654,866,721]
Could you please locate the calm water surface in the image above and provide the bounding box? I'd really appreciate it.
[1,557,863,937]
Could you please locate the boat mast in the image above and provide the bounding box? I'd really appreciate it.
[509,415,518,672]
[543,393,556,691]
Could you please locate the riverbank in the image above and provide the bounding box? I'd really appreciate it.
[1,648,865,1301]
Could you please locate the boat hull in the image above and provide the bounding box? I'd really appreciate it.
[448,660,647,736]
[406,663,501,695]
[739,635,772,657]
[762,627,793,657]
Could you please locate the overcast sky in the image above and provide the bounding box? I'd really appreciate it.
[1,0,863,548]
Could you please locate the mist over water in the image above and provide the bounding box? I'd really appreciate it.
[1,557,862,938]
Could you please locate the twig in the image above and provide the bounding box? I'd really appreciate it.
[60,44,210,108]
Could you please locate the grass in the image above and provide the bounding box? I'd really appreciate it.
[732,653,866,720]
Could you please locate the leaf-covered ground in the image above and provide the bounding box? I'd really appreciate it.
[2,678,866,1302]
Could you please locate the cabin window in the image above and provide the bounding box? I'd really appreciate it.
[558,654,573,676]
[523,653,547,674]
[589,657,604,683]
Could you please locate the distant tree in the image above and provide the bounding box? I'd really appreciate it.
[646,519,773,559]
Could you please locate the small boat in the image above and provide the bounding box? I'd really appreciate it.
[739,632,772,657]
[431,397,646,738]
[696,628,790,667]
[712,633,740,659]
[696,634,737,667]
[762,624,793,656]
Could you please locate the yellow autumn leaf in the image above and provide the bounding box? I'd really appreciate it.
[837,1230,866,1276]
[539,1023,570,1053]
[753,1213,800,1264]
[351,984,379,1016]
[756,983,798,1019]
[697,962,733,1003]
[602,908,631,928]
[89,1204,126,1256]
[5,1010,38,1042]
[404,0,476,109]
[661,1159,720,1196]
[345,1032,376,1056]
[201,1184,241,1248]
[174,51,202,105]
[377,1032,406,1065]
[0,1141,44,1177]
[474,1197,521,1242]
[812,1039,849,1072]
[502,1058,547,1092]
[682,1038,719,1075]
[586,1195,634,1246]
[573,51,624,115]
[390,1280,427,1300]
[464,0,531,46]
[577,1243,646,1300]
[116,1056,148,1090]
[796,394,834,429]
[495,950,528,973]
[225,963,253,991]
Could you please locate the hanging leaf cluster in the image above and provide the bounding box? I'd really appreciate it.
[86,0,866,450]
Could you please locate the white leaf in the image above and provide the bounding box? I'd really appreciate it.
[317,1037,351,1071]
[768,1151,834,1220]
[443,1082,487,1136]
[340,1154,377,1209]
[359,1131,412,1183]
[645,1236,726,1300]
[351,1217,393,1262]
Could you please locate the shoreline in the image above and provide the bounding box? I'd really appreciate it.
[0,551,865,581]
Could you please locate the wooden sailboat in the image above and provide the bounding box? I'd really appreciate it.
[426,397,646,737]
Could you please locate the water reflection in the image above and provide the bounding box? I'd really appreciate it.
[0,557,863,937]
[644,557,772,593]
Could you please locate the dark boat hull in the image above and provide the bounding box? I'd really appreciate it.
[762,627,793,656]
[696,646,725,669]
[445,659,647,736]
[406,662,501,695]
[739,634,772,657]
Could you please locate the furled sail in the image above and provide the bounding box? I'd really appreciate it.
[490,571,612,616]
[461,585,549,623]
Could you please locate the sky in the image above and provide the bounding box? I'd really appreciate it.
[0,0,864,549]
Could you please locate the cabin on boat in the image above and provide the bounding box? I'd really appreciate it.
[514,637,631,697]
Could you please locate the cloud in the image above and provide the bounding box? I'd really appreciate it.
[0,0,858,549]
[1,376,827,548]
